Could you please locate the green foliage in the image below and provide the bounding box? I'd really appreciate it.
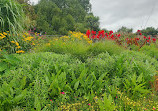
[34,0,99,34]
[140,43,158,60]
[85,13,100,31]
[117,26,133,33]
[88,40,125,56]
[0,0,25,33]
[141,27,158,36]
[0,50,20,74]
[0,49,157,110]
[98,93,116,111]
[124,73,151,99]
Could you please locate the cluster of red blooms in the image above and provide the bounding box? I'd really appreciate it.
[136,30,156,43]
[86,30,121,40]
[86,29,156,43]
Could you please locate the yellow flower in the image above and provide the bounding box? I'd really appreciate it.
[32,42,35,45]
[15,42,19,46]
[88,40,92,44]
[16,46,21,49]
[3,32,7,35]
[24,37,34,41]
[11,41,15,43]
[47,43,51,46]
[16,50,25,53]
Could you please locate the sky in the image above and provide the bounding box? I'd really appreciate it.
[30,0,158,32]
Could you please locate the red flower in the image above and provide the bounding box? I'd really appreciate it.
[143,36,146,39]
[111,34,114,38]
[139,33,142,35]
[152,38,156,42]
[117,34,121,37]
[148,36,151,40]
[97,35,99,39]
[136,38,139,40]
[126,38,129,40]
[91,30,96,35]
[109,30,113,35]
[147,40,150,42]
[137,30,141,32]
[86,30,91,38]
[105,33,108,37]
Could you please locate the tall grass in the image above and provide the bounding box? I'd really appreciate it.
[0,0,25,33]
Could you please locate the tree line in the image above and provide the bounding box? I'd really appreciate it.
[16,0,100,35]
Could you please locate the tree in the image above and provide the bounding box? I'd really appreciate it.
[34,0,99,34]
[117,26,133,33]
[141,27,158,36]
[85,13,100,31]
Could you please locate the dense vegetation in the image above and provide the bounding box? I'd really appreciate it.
[0,0,158,111]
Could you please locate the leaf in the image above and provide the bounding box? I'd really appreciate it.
[0,62,7,72]
[3,54,20,65]
[12,89,27,104]
[137,73,143,83]
[34,96,41,111]
[74,81,79,90]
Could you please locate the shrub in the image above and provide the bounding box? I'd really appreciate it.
[0,0,25,33]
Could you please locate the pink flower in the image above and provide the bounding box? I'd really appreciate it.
[116,96,118,98]
[50,99,53,103]
[88,104,91,105]
[153,108,156,110]
[60,92,65,94]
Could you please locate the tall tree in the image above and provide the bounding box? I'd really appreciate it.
[85,13,100,31]
[117,26,133,33]
[141,27,158,36]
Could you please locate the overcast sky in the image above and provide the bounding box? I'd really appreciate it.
[30,0,158,32]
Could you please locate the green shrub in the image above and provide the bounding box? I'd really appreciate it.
[140,43,158,60]
[0,0,25,33]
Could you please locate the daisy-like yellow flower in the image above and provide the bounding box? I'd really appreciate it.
[16,46,21,49]
[16,50,25,53]
[24,37,34,41]
[32,42,35,45]
[15,42,19,46]
[3,32,7,35]
[11,41,15,43]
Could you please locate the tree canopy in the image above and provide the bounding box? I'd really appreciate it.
[33,0,100,34]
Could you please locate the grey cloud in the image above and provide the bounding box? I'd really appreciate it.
[90,0,158,31]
